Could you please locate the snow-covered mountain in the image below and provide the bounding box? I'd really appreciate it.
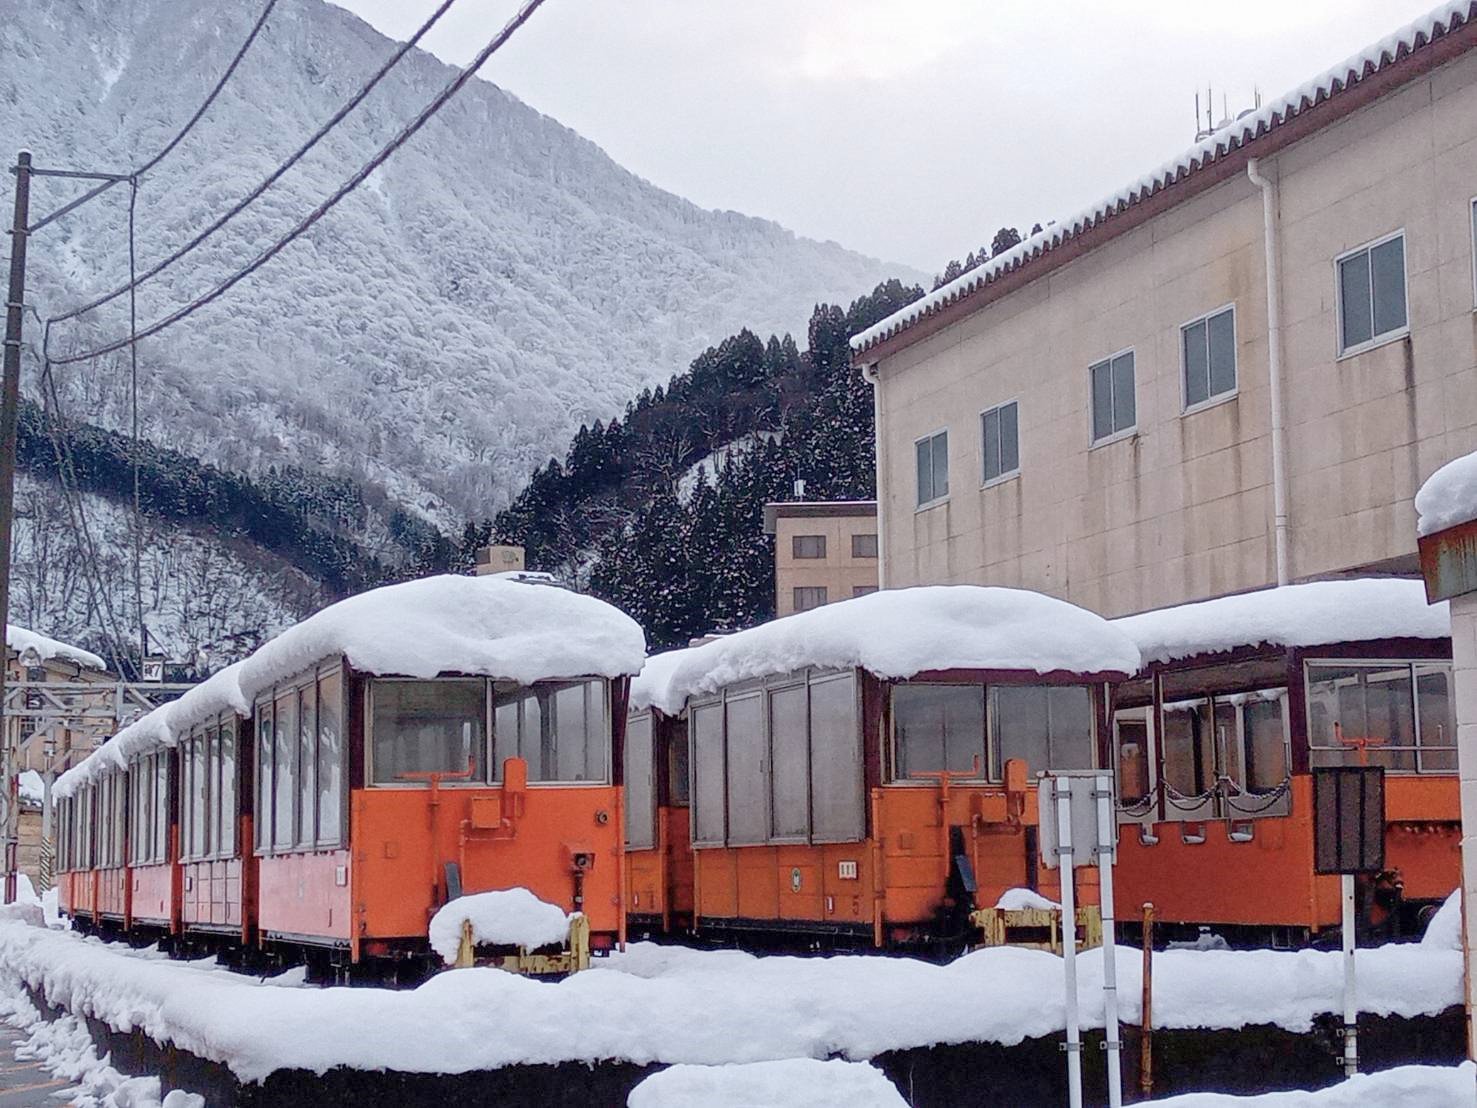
[0,0,916,522]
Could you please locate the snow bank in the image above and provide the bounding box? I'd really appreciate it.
[0,924,1460,1083]
[1114,579,1448,666]
[664,586,1140,708]
[1153,1062,1476,1106]
[428,889,573,963]
[1422,889,1461,950]
[628,1059,906,1108]
[57,575,646,798]
[1417,450,1477,536]
[851,3,1477,356]
[6,624,105,671]
[995,888,1060,911]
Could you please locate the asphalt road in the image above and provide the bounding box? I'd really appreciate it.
[0,1031,69,1107]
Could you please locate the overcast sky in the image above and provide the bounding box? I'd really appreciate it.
[334,0,1441,274]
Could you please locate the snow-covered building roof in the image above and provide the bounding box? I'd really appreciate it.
[5,625,105,672]
[851,2,1477,359]
[1415,449,1477,536]
[1114,579,1450,667]
[56,575,646,798]
[661,586,1141,709]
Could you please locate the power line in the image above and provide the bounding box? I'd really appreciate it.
[49,0,549,368]
[49,0,461,326]
[27,0,280,235]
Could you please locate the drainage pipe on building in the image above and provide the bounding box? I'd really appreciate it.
[861,362,887,589]
[1247,157,1291,586]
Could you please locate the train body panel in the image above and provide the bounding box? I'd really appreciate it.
[181,857,246,935]
[257,850,352,944]
[130,861,176,928]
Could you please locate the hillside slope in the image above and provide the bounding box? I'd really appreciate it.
[0,0,917,523]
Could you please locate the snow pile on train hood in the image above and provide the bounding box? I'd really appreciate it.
[0,919,1461,1082]
[56,576,645,797]
[1416,449,1477,536]
[628,1059,907,1108]
[1114,579,1448,666]
[660,587,1140,711]
[428,890,573,963]
[6,624,105,671]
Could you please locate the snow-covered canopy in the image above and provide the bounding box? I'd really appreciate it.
[5,625,105,672]
[851,2,1476,357]
[1115,579,1449,667]
[55,576,645,798]
[428,889,574,964]
[1415,450,1477,537]
[661,587,1141,710]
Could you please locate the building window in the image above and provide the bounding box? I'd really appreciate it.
[980,401,1020,483]
[793,586,828,611]
[1182,306,1236,409]
[1090,351,1136,442]
[851,533,878,559]
[915,429,949,506]
[792,534,826,559]
[853,585,877,598]
[1337,232,1407,354]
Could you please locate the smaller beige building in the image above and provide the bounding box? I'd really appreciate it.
[764,501,879,615]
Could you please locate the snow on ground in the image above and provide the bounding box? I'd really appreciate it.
[1417,449,1477,536]
[627,1058,906,1108]
[1114,579,1448,666]
[1153,1061,1476,1106]
[0,918,1460,1083]
[428,889,574,963]
[0,984,203,1108]
[5,623,107,671]
[58,574,648,797]
[661,585,1141,712]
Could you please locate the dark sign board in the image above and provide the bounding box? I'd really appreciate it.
[1313,766,1385,875]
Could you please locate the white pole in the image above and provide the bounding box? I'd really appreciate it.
[1096,774,1123,1108]
[1341,873,1358,1076]
[1057,777,1084,1108]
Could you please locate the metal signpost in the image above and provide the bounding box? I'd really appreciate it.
[1039,769,1122,1108]
[1312,765,1385,1078]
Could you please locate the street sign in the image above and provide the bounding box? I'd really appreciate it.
[142,656,166,683]
[1037,771,1116,868]
[1313,766,1385,875]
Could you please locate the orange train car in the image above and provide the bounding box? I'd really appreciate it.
[623,696,694,937]
[54,574,647,979]
[639,586,1141,951]
[1109,579,1458,944]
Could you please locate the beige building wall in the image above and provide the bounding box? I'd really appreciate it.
[770,506,879,616]
[870,49,1477,616]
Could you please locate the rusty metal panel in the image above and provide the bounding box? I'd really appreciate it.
[1417,517,1477,602]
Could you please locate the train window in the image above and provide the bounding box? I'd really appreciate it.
[219,723,238,856]
[624,711,656,851]
[768,682,810,841]
[989,685,1094,778]
[551,681,607,782]
[1161,701,1215,798]
[1306,662,1418,772]
[810,672,863,843]
[372,679,486,785]
[274,690,299,848]
[690,701,727,846]
[256,702,274,851]
[1242,696,1288,792]
[667,722,690,806]
[153,752,169,861]
[1415,664,1457,773]
[317,670,345,848]
[725,691,769,845]
[1114,712,1151,805]
[893,683,984,779]
[297,683,318,848]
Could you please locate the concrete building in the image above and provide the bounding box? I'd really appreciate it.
[852,7,1477,617]
[763,501,878,615]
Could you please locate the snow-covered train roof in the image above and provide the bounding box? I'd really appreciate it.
[56,575,645,798]
[630,647,698,716]
[851,2,1477,358]
[659,586,1141,711]
[5,624,106,671]
[1114,578,1450,667]
[1416,449,1477,537]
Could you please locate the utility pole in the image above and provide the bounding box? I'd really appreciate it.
[0,151,32,905]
